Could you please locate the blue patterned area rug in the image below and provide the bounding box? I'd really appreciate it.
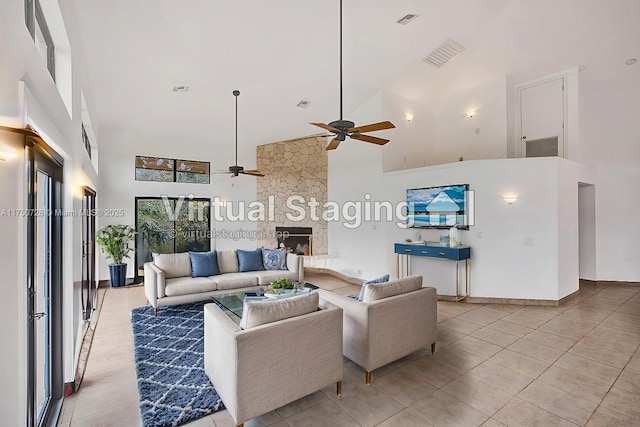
[131,302,225,427]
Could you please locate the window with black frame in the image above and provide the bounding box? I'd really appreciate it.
[25,0,56,81]
[134,197,211,282]
[135,156,210,184]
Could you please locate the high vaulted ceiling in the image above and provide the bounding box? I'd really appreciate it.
[73,0,640,154]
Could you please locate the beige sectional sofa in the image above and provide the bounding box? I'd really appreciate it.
[143,250,304,313]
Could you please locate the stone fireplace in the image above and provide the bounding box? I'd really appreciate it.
[276,226,312,255]
[256,135,328,254]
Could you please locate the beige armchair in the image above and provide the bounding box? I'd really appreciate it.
[319,276,438,384]
[203,299,343,427]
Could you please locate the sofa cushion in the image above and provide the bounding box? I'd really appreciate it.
[189,251,220,277]
[212,272,258,290]
[217,250,239,273]
[357,274,390,301]
[362,276,423,303]
[262,248,287,270]
[164,276,217,297]
[240,291,319,329]
[153,252,192,279]
[237,249,265,272]
[251,270,299,286]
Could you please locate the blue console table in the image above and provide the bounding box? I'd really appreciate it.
[394,242,471,301]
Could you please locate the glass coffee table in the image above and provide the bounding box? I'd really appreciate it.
[211,283,319,324]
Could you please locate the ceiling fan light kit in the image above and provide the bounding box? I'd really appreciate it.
[310,0,395,151]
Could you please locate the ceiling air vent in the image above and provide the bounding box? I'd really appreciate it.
[172,86,190,92]
[423,39,465,68]
[397,14,419,25]
[297,100,311,108]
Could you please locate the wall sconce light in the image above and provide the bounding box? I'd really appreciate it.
[466,110,476,118]
[0,151,17,161]
[406,113,414,122]
[503,195,518,204]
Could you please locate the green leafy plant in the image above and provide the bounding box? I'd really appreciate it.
[96,225,136,264]
[270,278,295,290]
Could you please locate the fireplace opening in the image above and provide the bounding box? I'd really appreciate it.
[276,226,312,256]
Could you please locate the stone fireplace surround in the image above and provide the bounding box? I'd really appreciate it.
[257,135,328,254]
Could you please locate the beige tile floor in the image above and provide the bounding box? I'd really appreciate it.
[58,279,640,427]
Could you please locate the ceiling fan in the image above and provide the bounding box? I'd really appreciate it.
[310,0,395,151]
[214,90,264,177]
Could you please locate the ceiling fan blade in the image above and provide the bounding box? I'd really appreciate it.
[310,122,341,133]
[326,137,341,151]
[349,121,396,133]
[241,170,265,177]
[350,133,389,145]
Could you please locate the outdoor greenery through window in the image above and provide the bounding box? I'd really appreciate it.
[135,156,210,184]
[134,197,211,279]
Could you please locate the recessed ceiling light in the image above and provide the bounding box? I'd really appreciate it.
[297,100,311,108]
[397,14,419,25]
[172,86,190,92]
[625,58,637,66]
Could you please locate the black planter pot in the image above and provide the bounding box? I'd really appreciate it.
[108,263,127,287]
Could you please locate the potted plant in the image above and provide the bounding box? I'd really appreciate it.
[96,224,136,287]
[266,278,297,295]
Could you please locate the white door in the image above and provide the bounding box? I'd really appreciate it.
[519,77,565,158]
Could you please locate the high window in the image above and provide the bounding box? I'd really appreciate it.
[26,0,55,81]
[81,124,92,159]
[135,156,210,184]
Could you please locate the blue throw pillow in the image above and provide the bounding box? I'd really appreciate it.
[237,249,265,272]
[189,251,220,277]
[262,248,287,270]
[357,274,390,301]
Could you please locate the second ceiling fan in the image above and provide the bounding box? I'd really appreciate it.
[223,90,264,177]
[311,0,395,151]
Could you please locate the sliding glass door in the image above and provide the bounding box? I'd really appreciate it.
[134,197,210,282]
[26,139,63,427]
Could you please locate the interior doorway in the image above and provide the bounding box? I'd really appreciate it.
[518,77,566,158]
[578,183,596,280]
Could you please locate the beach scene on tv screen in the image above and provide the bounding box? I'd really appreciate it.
[407,185,467,227]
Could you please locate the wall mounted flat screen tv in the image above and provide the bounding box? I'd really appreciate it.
[407,184,470,229]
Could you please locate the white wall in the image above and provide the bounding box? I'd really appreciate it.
[0,132,27,426]
[328,155,595,301]
[0,0,100,419]
[380,78,508,172]
[97,126,259,280]
[579,62,640,282]
[430,78,508,165]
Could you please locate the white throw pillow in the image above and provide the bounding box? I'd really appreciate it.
[152,252,191,279]
[240,291,319,329]
[217,250,239,274]
[362,276,423,303]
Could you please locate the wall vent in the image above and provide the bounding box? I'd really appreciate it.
[422,39,465,68]
[297,100,311,108]
[172,86,190,92]
[397,14,419,25]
